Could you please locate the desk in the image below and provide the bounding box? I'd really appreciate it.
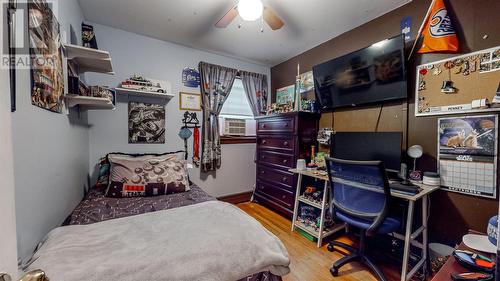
[289,168,440,281]
[431,231,495,281]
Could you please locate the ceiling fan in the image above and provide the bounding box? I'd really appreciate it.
[215,0,284,31]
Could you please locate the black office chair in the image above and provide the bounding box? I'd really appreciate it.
[325,157,401,281]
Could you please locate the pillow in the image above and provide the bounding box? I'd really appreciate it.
[93,151,184,188]
[105,154,190,198]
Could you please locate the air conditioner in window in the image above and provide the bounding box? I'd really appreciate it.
[223,118,247,136]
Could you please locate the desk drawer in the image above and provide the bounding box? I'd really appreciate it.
[258,150,294,169]
[256,180,294,209]
[257,135,295,153]
[257,117,295,134]
[257,165,294,189]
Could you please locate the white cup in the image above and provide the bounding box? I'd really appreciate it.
[297,159,306,170]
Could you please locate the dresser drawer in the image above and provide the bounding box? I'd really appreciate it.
[257,135,295,153]
[255,180,294,209]
[257,165,294,189]
[258,150,294,169]
[257,117,295,134]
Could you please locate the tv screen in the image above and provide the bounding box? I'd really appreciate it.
[313,35,407,110]
[330,132,402,172]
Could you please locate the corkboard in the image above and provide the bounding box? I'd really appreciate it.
[415,46,500,116]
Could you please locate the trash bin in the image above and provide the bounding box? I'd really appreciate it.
[429,243,454,273]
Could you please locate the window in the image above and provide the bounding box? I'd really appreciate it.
[219,78,257,140]
[220,79,253,119]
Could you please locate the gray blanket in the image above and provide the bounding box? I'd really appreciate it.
[27,201,290,281]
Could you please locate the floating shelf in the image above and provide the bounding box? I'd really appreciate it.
[65,94,115,110]
[115,87,175,100]
[63,44,114,74]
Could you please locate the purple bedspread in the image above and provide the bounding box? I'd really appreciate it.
[66,184,215,225]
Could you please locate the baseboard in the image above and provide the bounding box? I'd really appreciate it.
[217,191,253,204]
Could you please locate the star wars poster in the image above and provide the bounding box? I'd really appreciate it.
[438,115,498,198]
[128,102,165,144]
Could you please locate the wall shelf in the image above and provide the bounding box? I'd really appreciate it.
[63,44,114,74]
[65,94,115,110]
[115,87,175,100]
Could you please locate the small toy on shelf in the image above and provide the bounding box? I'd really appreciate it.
[266,102,295,115]
[121,74,168,94]
[304,186,316,197]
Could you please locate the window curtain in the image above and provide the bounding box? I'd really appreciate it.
[199,61,238,172]
[240,71,268,116]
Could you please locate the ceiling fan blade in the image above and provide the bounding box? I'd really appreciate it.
[263,6,284,30]
[215,6,238,28]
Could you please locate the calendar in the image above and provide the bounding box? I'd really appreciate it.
[438,115,498,198]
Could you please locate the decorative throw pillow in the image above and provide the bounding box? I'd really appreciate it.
[105,154,190,198]
[94,151,184,188]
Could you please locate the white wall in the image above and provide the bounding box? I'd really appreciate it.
[12,0,89,261]
[0,4,19,276]
[85,23,269,197]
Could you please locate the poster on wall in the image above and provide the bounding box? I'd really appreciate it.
[297,71,314,94]
[128,102,166,144]
[28,0,65,113]
[182,67,200,88]
[438,115,498,198]
[276,85,295,105]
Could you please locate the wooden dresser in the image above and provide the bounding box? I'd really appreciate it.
[254,112,319,218]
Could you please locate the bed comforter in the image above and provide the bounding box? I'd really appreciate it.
[27,201,290,281]
[65,184,215,225]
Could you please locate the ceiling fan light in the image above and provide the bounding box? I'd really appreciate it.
[238,0,263,21]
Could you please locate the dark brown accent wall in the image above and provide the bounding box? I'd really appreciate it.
[270,0,500,245]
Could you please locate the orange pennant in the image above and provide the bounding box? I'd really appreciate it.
[418,0,458,53]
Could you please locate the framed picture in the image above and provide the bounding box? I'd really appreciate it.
[276,85,295,105]
[28,0,65,113]
[128,102,165,144]
[179,92,201,111]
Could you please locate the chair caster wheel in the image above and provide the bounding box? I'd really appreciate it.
[330,267,339,277]
[327,244,334,252]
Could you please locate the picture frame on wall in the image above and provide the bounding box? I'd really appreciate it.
[28,0,65,113]
[128,102,166,144]
[179,92,201,111]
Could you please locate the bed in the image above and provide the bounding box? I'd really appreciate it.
[29,183,289,281]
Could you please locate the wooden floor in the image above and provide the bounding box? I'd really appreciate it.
[238,202,403,281]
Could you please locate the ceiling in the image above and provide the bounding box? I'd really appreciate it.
[77,0,411,66]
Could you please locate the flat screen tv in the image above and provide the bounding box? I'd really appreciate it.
[313,35,407,111]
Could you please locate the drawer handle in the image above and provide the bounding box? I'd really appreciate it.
[261,124,266,128]
[283,123,289,127]
[283,141,289,146]
[282,177,288,182]
[283,159,288,164]
[262,155,266,159]
[261,170,265,174]
[281,195,287,200]
[262,140,267,144]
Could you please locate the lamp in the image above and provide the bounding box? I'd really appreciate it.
[407,145,423,181]
[238,0,263,21]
